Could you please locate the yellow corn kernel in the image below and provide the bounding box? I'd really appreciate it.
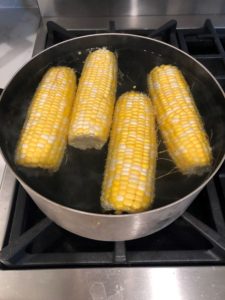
[101,91,157,213]
[148,64,212,175]
[15,66,76,171]
[68,48,117,150]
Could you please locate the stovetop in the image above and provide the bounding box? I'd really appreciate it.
[1,17,225,300]
[0,19,225,270]
[1,179,225,268]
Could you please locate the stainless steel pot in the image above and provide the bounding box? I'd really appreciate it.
[0,34,225,241]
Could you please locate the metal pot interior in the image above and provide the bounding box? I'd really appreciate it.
[0,34,225,214]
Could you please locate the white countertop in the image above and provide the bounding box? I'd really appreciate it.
[0,8,40,183]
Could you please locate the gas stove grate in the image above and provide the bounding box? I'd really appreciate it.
[1,178,225,268]
[178,19,225,89]
[1,19,225,269]
[45,19,179,47]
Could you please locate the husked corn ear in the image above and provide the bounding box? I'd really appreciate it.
[148,64,212,175]
[101,91,157,213]
[68,48,117,150]
[15,66,76,171]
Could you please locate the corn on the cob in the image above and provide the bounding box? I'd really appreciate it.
[101,91,157,213]
[148,64,212,175]
[68,48,117,150]
[15,66,76,171]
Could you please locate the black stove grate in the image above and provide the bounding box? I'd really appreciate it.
[1,19,225,269]
[1,178,225,268]
[178,19,225,90]
[46,19,179,46]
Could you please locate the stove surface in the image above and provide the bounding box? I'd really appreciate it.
[1,179,225,268]
[1,18,225,300]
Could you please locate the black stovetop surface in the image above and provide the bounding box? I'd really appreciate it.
[1,19,225,269]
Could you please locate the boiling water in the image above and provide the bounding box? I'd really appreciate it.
[1,47,223,213]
